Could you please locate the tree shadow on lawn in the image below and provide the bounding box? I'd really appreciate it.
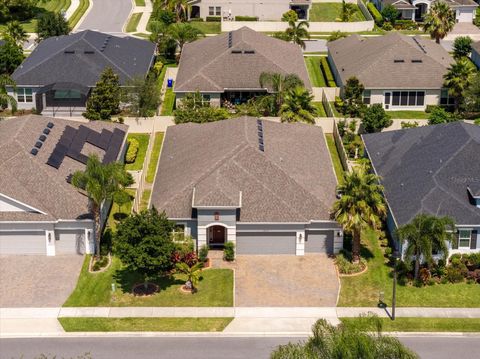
[343,234,374,260]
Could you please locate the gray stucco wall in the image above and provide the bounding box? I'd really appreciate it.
[472,48,480,69]
[197,209,237,227]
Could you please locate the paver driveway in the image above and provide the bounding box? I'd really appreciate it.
[214,254,339,307]
[0,255,84,307]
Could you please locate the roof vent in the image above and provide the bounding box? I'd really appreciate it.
[84,50,95,54]
[411,59,423,63]
[34,141,43,149]
[64,50,75,54]
[43,128,50,135]
[39,134,47,142]
[244,50,255,54]
[228,32,233,48]
[394,59,405,63]
[31,148,38,156]
[47,122,54,129]
[231,49,242,54]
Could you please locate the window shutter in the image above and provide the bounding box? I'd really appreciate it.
[471,230,478,250]
[452,231,459,249]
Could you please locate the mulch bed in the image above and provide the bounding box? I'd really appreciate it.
[132,282,159,296]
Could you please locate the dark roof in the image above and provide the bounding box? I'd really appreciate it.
[473,41,480,54]
[151,117,337,222]
[12,30,156,87]
[362,122,480,227]
[0,115,127,222]
[175,27,311,93]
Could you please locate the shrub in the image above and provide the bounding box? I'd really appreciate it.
[189,18,204,22]
[198,244,209,263]
[453,36,473,59]
[92,256,109,271]
[206,16,221,22]
[446,266,465,283]
[381,5,399,25]
[428,107,456,125]
[281,10,298,22]
[125,138,139,163]
[419,268,431,285]
[223,241,235,261]
[335,252,366,274]
[394,19,417,30]
[320,57,336,87]
[401,121,419,129]
[234,16,258,21]
[367,2,383,25]
[384,247,392,257]
[382,21,393,31]
[361,103,392,133]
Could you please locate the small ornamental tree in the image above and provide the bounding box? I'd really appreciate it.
[0,38,24,75]
[343,77,365,117]
[84,67,121,121]
[281,10,298,23]
[452,36,473,59]
[361,104,392,133]
[428,106,456,124]
[114,208,177,285]
[36,12,70,42]
[381,5,399,25]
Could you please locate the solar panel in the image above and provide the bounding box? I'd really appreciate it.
[59,136,72,147]
[102,150,117,164]
[47,122,54,129]
[31,148,38,156]
[55,143,69,155]
[39,135,47,142]
[46,153,63,168]
[98,130,113,149]
[63,126,77,140]
[43,128,51,135]
[86,130,101,146]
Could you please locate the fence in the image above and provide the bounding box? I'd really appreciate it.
[322,90,336,118]
[333,119,351,172]
[357,0,373,21]
[221,20,374,32]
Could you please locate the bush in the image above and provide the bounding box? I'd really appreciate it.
[361,103,392,133]
[189,18,204,22]
[453,36,473,59]
[419,268,431,285]
[428,107,456,125]
[198,244,209,263]
[320,57,336,87]
[206,16,221,22]
[92,256,109,271]
[234,16,258,21]
[223,242,235,261]
[425,105,438,113]
[382,21,393,31]
[367,3,383,25]
[281,10,298,23]
[384,247,392,257]
[335,252,366,274]
[125,138,139,163]
[394,19,418,30]
[446,266,465,283]
[401,121,419,129]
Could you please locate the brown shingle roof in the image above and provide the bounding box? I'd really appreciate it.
[175,27,312,93]
[151,117,337,222]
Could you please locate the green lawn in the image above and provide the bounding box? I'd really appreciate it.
[64,256,234,307]
[304,57,327,87]
[340,317,480,332]
[161,86,175,115]
[135,0,145,6]
[125,133,149,171]
[146,132,164,183]
[325,134,345,185]
[313,101,327,117]
[338,229,480,307]
[189,21,221,34]
[107,189,136,231]
[125,12,142,33]
[59,317,233,332]
[309,3,366,22]
[68,0,89,29]
[387,110,430,119]
[140,189,151,211]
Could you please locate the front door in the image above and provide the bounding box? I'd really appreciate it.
[209,226,226,247]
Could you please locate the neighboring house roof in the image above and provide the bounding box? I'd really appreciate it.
[383,0,416,10]
[151,117,337,222]
[328,33,452,89]
[362,122,480,227]
[473,41,480,54]
[0,115,127,222]
[12,30,156,87]
[174,27,311,93]
[443,0,478,7]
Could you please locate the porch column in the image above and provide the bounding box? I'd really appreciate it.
[296,231,305,256]
[197,226,207,251]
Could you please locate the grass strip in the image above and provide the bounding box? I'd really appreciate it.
[304,57,327,87]
[125,12,142,33]
[325,134,345,185]
[135,0,145,6]
[146,132,164,183]
[125,133,149,171]
[140,189,151,211]
[340,317,480,332]
[161,87,175,115]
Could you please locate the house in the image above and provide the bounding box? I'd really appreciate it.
[374,0,478,22]
[174,27,311,107]
[8,30,156,116]
[362,122,480,257]
[150,116,343,255]
[188,0,311,21]
[472,41,480,68]
[0,115,128,256]
[328,33,454,111]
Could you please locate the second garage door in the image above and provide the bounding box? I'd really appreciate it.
[0,231,45,255]
[305,231,333,254]
[55,230,85,254]
[236,232,296,255]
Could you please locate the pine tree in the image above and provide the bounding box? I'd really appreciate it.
[83,67,121,121]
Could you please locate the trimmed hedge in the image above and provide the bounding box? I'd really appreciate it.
[367,3,383,25]
[206,16,221,22]
[320,57,336,88]
[234,15,258,21]
[189,18,204,22]
[125,138,139,163]
[394,19,418,30]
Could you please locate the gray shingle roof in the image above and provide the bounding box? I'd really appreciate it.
[382,0,416,10]
[473,41,480,54]
[12,30,156,87]
[0,115,127,222]
[362,122,480,227]
[328,33,452,89]
[151,117,337,222]
[174,27,312,93]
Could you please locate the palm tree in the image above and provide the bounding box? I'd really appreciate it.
[339,0,357,22]
[332,164,387,263]
[279,86,317,124]
[168,0,190,22]
[72,155,133,257]
[423,1,455,44]
[168,23,204,61]
[285,20,310,49]
[259,72,304,112]
[0,74,17,112]
[176,262,203,292]
[444,57,476,109]
[3,21,27,45]
[396,214,455,280]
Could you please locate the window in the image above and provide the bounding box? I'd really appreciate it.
[172,224,185,242]
[458,229,471,248]
[440,89,455,106]
[391,91,424,107]
[202,94,211,105]
[17,88,33,103]
[209,6,214,15]
[215,6,221,16]
[363,90,371,105]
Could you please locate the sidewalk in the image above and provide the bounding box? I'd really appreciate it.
[134,0,152,34]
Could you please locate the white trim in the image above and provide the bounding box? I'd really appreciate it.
[0,193,47,215]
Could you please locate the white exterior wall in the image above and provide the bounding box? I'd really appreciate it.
[6,86,41,111]
[175,92,222,108]
[369,88,441,110]
[195,0,293,21]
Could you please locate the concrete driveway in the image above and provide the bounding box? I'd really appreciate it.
[0,255,84,307]
[216,254,339,307]
[76,0,132,34]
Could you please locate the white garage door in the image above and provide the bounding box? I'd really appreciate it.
[305,231,334,254]
[457,9,473,23]
[236,232,296,255]
[55,230,85,254]
[0,231,45,255]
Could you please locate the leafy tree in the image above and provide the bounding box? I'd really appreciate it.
[443,57,476,109]
[271,315,419,359]
[361,103,392,133]
[2,21,28,45]
[281,9,298,23]
[149,21,177,61]
[343,76,365,117]
[452,36,473,59]
[72,155,133,257]
[463,72,480,112]
[396,214,455,279]
[0,74,17,111]
[285,20,310,49]
[114,208,177,285]
[259,72,304,112]
[0,38,24,74]
[175,262,203,292]
[167,22,204,61]
[381,4,399,25]
[428,106,457,125]
[167,0,190,22]
[339,0,357,22]
[279,86,317,124]
[327,31,347,42]
[122,75,161,117]
[1,0,41,22]
[84,67,121,121]
[332,164,387,262]
[423,1,455,44]
[173,91,229,124]
[36,12,70,42]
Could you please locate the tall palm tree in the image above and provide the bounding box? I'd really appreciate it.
[396,214,455,280]
[279,86,317,124]
[168,0,190,22]
[0,74,17,112]
[259,72,304,112]
[340,0,357,22]
[3,21,27,45]
[332,164,387,263]
[423,1,455,44]
[443,57,476,110]
[168,23,204,61]
[72,155,133,257]
[285,20,310,49]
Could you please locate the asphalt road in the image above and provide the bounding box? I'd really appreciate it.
[76,0,132,35]
[1,335,480,359]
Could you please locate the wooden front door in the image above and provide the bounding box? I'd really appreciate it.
[209,226,226,246]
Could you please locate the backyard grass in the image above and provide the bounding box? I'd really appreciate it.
[125,133,149,171]
[125,12,142,33]
[59,317,233,332]
[140,189,151,211]
[304,57,327,87]
[340,317,480,332]
[189,21,221,34]
[387,110,430,119]
[338,229,480,307]
[68,0,89,29]
[325,134,345,185]
[106,189,136,231]
[313,101,327,117]
[161,86,175,115]
[135,0,145,6]
[64,256,234,307]
[146,132,164,183]
[309,3,366,22]
[329,102,343,117]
